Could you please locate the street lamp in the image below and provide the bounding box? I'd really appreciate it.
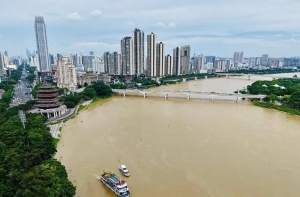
[18,110,26,129]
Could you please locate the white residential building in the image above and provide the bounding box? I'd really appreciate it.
[57,57,77,91]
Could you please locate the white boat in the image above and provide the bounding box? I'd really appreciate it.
[100,171,130,197]
[119,165,130,177]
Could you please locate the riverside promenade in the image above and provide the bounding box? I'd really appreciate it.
[46,100,93,138]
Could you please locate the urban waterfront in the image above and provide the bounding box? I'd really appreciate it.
[56,73,300,197]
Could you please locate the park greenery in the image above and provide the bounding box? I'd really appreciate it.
[247,78,300,115]
[60,82,113,108]
[0,91,76,196]
[228,68,297,75]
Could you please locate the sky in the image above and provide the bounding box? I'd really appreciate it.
[1,0,300,58]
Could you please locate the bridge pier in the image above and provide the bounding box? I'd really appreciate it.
[164,93,168,99]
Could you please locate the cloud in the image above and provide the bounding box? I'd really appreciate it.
[89,9,102,17]
[168,22,176,28]
[126,21,135,26]
[67,12,82,21]
[153,22,176,28]
[153,22,166,28]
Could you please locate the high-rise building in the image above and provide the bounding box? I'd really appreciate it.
[121,37,134,75]
[57,57,77,91]
[261,54,269,66]
[233,51,243,63]
[156,42,165,76]
[147,33,156,77]
[35,16,50,71]
[165,55,173,75]
[93,57,105,73]
[82,55,94,71]
[113,52,121,75]
[72,54,84,72]
[194,55,204,73]
[104,52,121,75]
[0,52,4,77]
[133,28,144,75]
[180,45,190,74]
[173,47,181,75]
[103,52,110,73]
[205,56,216,69]
[239,52,244,63]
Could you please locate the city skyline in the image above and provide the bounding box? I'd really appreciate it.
[1,0,300,57]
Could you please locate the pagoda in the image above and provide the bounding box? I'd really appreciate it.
[32,83,67,118]
[35,83,60,109]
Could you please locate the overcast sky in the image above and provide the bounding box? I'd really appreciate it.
[1,0,300,58]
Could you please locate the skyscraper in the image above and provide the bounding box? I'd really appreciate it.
[173,47,181,75]
[233,51,243,63]
[147,33,156,77]
[104,52,121,75]
[156,42,165,76]
[35,16,50,71]
[0,52,4,77]
[261,54,269,66]
[133,28,144,75]
[194,55,204,73]
[164,55,173,75]
[121,37,134,75]
[180,45,190,74]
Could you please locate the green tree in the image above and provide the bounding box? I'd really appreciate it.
[27,73,36,83]
[267,94,278,103]
[290,91,300,109]
[92,82,112,97]
[83,87,96,99]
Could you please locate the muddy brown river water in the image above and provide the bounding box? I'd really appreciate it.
[56,73,300,197]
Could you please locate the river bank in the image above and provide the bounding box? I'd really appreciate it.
[252,101,300,116]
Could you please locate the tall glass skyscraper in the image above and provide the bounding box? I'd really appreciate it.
[35,16,50,71]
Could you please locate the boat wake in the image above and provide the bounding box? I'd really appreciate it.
[95,174,101,180]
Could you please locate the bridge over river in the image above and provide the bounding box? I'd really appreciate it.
[216,73,294,80]
[113,89,266,102]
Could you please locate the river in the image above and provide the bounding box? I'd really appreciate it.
[56,73,300,197]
